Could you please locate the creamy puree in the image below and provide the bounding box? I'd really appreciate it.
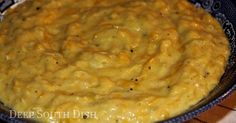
[0,0,230,122]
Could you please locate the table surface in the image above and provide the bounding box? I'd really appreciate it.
[187,91,236,123]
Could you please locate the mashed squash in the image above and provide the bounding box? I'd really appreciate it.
[0,0,230,122]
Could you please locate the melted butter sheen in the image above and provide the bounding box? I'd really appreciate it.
[0,0,230,122]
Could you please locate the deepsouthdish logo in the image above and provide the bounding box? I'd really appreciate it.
[9,110,97,120]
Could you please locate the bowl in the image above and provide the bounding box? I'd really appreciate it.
[0,0,235,123]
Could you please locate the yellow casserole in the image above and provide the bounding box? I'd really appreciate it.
[0,0,230,122]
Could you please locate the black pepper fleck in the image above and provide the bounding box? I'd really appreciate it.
[130,88,133,91]
[116,119,119,123]
[22,18,26,21]
[83,115,88,119]
[204,72,210,78]
[130,49,134,53]
[148,66,151,70]
[135,79,138,82]
[36,7,41,10]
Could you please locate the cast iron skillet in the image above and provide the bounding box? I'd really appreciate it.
[0,0,235,123]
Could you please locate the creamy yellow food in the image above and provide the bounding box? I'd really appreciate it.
[0,0,230,122]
